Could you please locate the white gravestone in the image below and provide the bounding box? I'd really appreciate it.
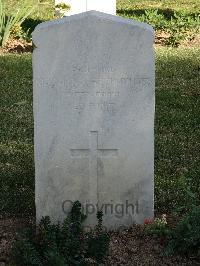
[33,11,155,230]
[55,0,116,16]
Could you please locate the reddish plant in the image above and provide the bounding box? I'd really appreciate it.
[144,218,153,225]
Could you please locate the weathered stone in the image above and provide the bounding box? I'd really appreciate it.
[33,11,155,230]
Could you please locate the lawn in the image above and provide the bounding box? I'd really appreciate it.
[6,0,200,18]
[0,54,34,215]
[5,0,54,21]
[1,0,198,48]
[0,47,200,216]
[117,0,200,13]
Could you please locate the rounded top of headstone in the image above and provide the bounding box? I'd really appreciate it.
[32,10,154,47]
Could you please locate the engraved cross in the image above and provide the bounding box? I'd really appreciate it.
[70,131,118,203]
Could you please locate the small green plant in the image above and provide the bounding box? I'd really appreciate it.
[87,211,110,263]
[11,201,110,265]
[166,205,200,257]
[0,0,37,47]
[140,9,166,30]
[119,7,200,47]
[9,23,32,42]
[10,23,23,38]
[144,214,170,237]
[55,2,71,18]
[55,3,71,11]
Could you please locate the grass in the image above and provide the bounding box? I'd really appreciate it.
[0,54,34,215]
[3,0,199,47]
[155,48,200,211]
[117,0,200,46]
[0,47,200,216]
[117,0,200,13]
[5,0,54,21]
[5,0,200,24]
[5,0,200,18]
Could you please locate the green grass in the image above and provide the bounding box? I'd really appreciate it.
[0,48,200,216]
[155,48,200,211]
[5,0,54,21]
[117,0,200,13]
[5,0,200,25]
[0,54,34,215]
[117,0,200,46]
[5,0,200,18]
[3,0,199,47]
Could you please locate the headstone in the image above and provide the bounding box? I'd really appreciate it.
[33,11,155,230]
[55,0,116,16]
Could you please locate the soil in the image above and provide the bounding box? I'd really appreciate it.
[107,227,200,266]
[0,217,199,266]
[180,34,200,47]
[155,31,200,47]
[0,217,34,265]
[155,30,171,45]
[0,39,33,54]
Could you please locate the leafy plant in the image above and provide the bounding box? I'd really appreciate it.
[0,0,37,47]
[119,7,200,47]
[55,3,71,11]
[140,9,167,30]
[166,205,200,256]
[55,2,71,18]
[144,214,170,237]
[159,179,200,256]
[87,211,110,263]
[11,201,110,265]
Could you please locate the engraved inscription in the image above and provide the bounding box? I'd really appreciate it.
[96,91,120,97]
[89,102,116,113]
[37,76,153,114]
[72,65,115,73]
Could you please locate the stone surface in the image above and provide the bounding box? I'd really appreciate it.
[33,11,155,230]
[55,0,116,16]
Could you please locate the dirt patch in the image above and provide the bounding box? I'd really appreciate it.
[155,31,200,47]
[0,217,199,265]
[0,217,34,265]
[180,34,200,47]
[155,30,171,45]
[0,39,33,54]
[106,226,200,266]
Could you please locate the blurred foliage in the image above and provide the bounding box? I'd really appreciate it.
[166,205,200,257]
[0,0,37,46]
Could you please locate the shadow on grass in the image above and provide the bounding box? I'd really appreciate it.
[155,48,200,212]
[21,18,43,36]
[0,54,34,217]
[117,8,198,20]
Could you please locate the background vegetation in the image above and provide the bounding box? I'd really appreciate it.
[3,0,199,47]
